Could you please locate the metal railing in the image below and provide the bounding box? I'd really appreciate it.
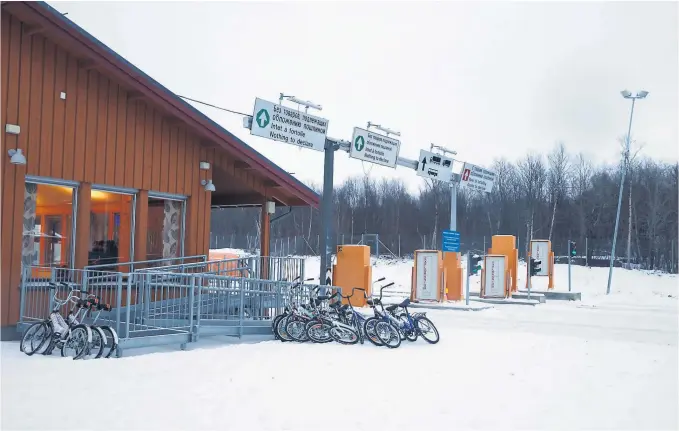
[17,258,317,356]
[84,254,208,274]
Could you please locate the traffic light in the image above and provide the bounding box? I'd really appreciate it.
[529,257,542,276]
[470,255,482,275]
[570,241,577,257]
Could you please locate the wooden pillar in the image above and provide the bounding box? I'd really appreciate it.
[75,183,92,269]
[260,199,271,280]
[134,190,148,263]
[260,200,271,257]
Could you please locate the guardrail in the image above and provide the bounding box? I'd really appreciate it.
[17,261,317,356]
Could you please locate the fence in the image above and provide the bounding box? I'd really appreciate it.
[17,256,310,356]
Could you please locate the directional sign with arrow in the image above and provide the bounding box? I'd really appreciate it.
[416,149,453,183]
[249,97,329,152]
[349,127,400,168]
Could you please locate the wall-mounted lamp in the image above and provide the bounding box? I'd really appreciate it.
[199,161,210,170]
[201,179,216,192]
[8,149,26,165]
[5,124,20,135]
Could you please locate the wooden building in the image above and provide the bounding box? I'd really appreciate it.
[0,2,319,335]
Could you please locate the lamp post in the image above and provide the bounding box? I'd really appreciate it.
[606,89,648,295]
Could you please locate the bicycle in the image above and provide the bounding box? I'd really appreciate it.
[20,282,93,359]
[385,298,440,344]
[362,282,402,349]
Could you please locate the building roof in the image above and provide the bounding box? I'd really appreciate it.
[5,1,320,207]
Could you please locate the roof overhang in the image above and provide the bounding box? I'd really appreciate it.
[3,1,320,208]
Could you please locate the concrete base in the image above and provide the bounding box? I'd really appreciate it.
[470,297,541,306]
[518,290,581,301]
[510,292,546,303]
[408,301,494,311]
[0,325,20,341]
[469,291,546,304]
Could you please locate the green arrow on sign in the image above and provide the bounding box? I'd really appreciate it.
[354,135,365,152]
[256,108,270,128]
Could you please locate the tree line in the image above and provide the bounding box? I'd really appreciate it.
[211,140,678,273]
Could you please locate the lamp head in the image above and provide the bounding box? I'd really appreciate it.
[636,90,649,99]
[8,149,26,165]
[201,179,216,192]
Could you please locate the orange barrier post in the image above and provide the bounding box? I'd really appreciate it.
[332,245,371,307]
[442,252,463,300]
[488,235,518,293]
[527,240,554,290]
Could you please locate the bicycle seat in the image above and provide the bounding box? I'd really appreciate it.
[317,295,330,301]
[340,304,350,312]
[399,298,411,308]
[329,302,341,308]
[386,304,398,312]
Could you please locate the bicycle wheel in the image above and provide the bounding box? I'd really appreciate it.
[272,314,284,340]
[363,317,384,346]
[276,315,294,342]
[329,326,359,345]
[397,315,418,342]
[83,326,106,360]
[98,325,119,358]
[306,321,333,343]
[60,324,92,359]
[375,321,401,349]
[20,322,49,356]
[415,316,440,344]
[285,318,309,342]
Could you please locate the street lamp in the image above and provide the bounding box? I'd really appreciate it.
[606,89,648,294]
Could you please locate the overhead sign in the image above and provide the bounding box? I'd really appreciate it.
[349,127,400,168]
[530,240,550,277]
[481,255,506,298]
[250,98,329,152]
[415,251,439,301]
[459,162,496,193]
[416,149,453,183]
[441,230,460,253]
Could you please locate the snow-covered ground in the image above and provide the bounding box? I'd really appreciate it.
[2,252,677,430]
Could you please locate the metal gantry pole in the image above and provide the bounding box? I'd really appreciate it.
[568,240,572,292]
[607,98,636,295]
[319,139,337,287]
[450,182,457,231]
[465,251,471,306]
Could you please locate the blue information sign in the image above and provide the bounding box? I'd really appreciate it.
[442,230,460,252]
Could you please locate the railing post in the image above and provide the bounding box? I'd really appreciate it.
[48,267,57,313]
[239,278,245,339]
[125,275,133,339]
[188,275,196,342]
[19,266,27,324]
[143,273,152,325]
[82,269,89,294]
[116,273,123,336]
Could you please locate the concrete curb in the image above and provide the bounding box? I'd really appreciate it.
[470,297,541,306]
[408,302,495,311]
[517,290,582,301]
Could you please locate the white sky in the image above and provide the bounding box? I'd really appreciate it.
[51,1,678,192]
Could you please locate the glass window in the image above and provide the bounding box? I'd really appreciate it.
[89,190,133,267]
[147,197,185,261]
[22,183,75,268]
